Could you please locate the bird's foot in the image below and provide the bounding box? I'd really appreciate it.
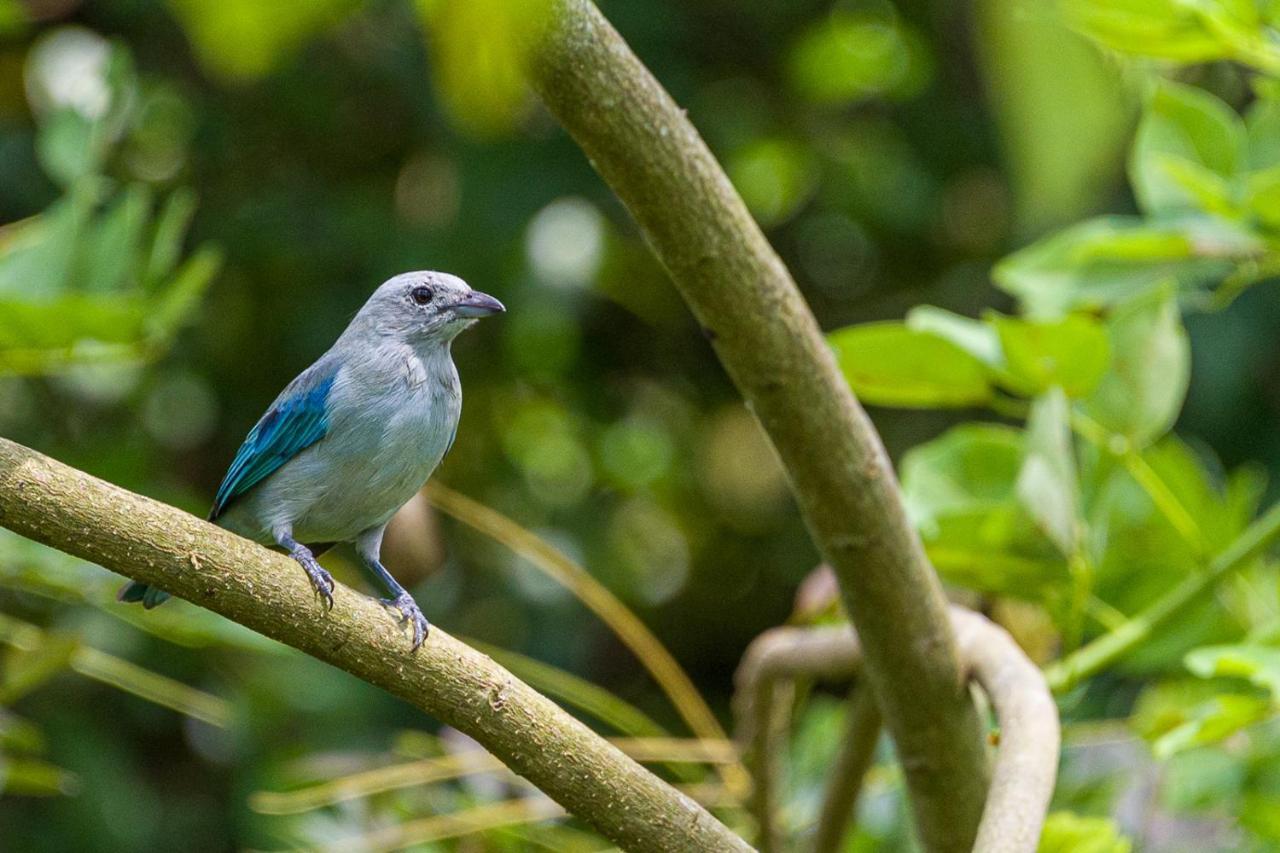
[381,592,430,651]
[291,552,335,610]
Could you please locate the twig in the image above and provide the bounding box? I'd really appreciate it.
[430,483,748,797]
[812,687,881,853]
[526,3,989,847]
[0,438,750,853]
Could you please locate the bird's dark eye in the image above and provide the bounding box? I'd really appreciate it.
[410,286,433,306]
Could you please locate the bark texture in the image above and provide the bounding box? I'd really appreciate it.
[0,438,750,853]
[526,1,990,847]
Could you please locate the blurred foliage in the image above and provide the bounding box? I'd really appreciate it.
[4,0,1280,851]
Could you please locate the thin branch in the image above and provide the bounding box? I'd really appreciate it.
[812,687,881,853]
[0,438,750,853]
[524,3,989,848]
[734,610,1059,853]
[949,609,1061,853]
[429,483,748,797]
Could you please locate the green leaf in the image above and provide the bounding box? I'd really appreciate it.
[1062,0,1228,63]
[924,509,1067,598]
[146,246,222,343]
[1130,82,1246,216]
[35,108,108,187]
[0,294,150,351]
[828,322,993,408]
[1083,287,1190,445]
[1152,693,1274,758]
[1038,810,1132,853]
[0,635,78,704]
[0,187,97,299]
[1017,388,1081,556]
[990,313,1110,397]
[1246,93,1280,170]
[74,183,152,293]
[905,305,1002,365]
[994,214,1256,316]
[1245,164,1280,230]
[0,757,78,796]
[1186,643,1280,699]
[145,187,198,287]
[901,424,1024,528]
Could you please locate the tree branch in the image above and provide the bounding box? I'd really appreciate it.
[523,3,990,848]
[734,610,1059,853]
[0,438,750,853]
[812,686,881,853]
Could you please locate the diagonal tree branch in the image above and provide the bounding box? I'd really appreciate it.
[0,437,750,853]
[524,1,990,848]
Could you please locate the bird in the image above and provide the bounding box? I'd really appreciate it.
[118,271,505,649]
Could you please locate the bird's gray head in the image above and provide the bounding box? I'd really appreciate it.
[347,271,505,347]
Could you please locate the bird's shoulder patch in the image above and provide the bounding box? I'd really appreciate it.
[209,366,338,520]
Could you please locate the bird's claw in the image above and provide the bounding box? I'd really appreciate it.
[381,592,430,651]
[294,554,335,610]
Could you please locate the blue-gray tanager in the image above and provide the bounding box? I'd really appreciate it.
[119,271,504,649]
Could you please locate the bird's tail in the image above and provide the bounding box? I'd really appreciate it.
[117,581,171,609]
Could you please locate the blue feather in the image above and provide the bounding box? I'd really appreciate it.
[209,367,337,520]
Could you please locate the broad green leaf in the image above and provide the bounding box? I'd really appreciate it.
[1130,82,1245,216]
[994,214,1256,316]
[1038,811,1132,853]
[1246,93,1280,170]
[900,424,1024,528]
[1062,0,1229,62]
[1084,288,1190,445]
[990,313,1110,397]
[902,424,1065,597]
[1186,643,1280,699]
[828,322,993,408]
[905,305,1002,365]
[925,509,1067,598]
[1152,693,1274,758]
[1017,388,1080,556]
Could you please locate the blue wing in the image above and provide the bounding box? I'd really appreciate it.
[209,363,338,520]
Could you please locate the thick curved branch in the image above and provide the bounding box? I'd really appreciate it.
[524,4,988,848]
[0,438,750,853]
[734,610,1059,853]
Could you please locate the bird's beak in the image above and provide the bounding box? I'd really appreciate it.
[454,290,506,318]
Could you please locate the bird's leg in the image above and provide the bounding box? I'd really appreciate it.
[357,527,429,650]
[275,531,335,610]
